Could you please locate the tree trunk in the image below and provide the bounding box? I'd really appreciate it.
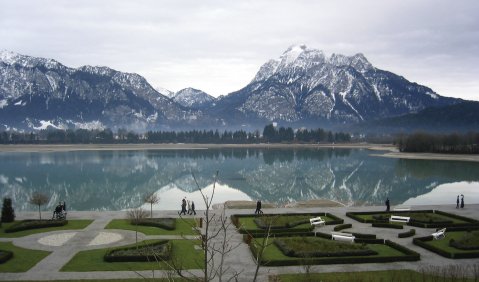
[38,205,41,220]
[150,204,153,218]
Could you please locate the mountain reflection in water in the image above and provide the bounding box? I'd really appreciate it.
[0,148,478,211]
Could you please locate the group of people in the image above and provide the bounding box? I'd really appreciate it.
[179,198,196,215]
[456,194,465,208]
[52,201,67,219]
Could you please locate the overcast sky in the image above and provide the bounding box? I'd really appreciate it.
[1,0,478,100]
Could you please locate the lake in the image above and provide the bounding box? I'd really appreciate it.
[0,148,478,211]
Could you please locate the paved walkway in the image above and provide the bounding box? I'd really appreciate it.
[0,204,478,281]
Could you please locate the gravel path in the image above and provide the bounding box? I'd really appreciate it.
[0,204,478,281]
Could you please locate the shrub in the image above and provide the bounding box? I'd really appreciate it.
[0,250,14,264]
[398,229,416,238]
[104,240,171,262]
[372,222,403,229]
[449,231,479,250]
[334,224,352,232]
[1,198,15,223]
[5,219,68,233]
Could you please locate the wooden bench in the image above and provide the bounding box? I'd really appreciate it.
[432,228,446,240]
[331,231,355,243]
[310,217,325,227]
[389,215,410,223]
[393,206,411,211]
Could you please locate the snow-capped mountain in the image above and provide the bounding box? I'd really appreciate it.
[0,50,200,131]
[212,44,459,125]
[171,88,216,109]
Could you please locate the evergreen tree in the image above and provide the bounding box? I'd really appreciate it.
[1,198,15,223]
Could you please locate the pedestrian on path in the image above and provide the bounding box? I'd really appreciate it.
[255,200,263,214]
[456,195,460,208]
[187,200,191,215]
[385,198,390,212]
[461,194,465,208]
[191,201,196,215]
[179,198,187,215]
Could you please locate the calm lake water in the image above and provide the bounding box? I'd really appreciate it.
[1,148,478,211]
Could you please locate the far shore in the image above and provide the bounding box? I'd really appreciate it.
[1,143,479,162]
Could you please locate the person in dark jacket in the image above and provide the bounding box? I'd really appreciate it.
[385,198,390,212]
[255,200,263,214]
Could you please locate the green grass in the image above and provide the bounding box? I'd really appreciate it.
[0,220,93,238]
[0,242,50,272]
[238,214,335,230]
[426,231,479,254]
[274,269,476,282]
[61,239,203,271]
[105,218,197,235]
[257,238,403,263]
[0,279,188,282]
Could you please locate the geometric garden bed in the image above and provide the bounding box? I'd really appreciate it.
[413,229,479,259]
[249,235,420,266]
[346,210,479,228]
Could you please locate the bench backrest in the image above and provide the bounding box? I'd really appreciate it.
[331,231,354,238]
[310,217,323,223]
[390,216,410,222]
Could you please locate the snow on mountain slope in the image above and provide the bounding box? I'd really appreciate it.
[172,88,216,109]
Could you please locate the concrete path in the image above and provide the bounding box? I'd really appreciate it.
[0,204,478,281]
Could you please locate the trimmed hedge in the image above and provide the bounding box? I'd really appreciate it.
[274,238,377,258]
[334,224,352,232]
[413,235,479,259]
[250,238,420,266]
[398,229,416,238]
[104,240,171,262]
[5,220,68,233]
[135,218,176,230]
[449,239,479,250]
[371,222,403,229]
[0,250,13,264]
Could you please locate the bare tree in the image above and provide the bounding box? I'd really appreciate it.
[168,171,242,282]
[250,216,275,282]
[127,207,149,246]
[144,192,160,218]
[29,192,49,220]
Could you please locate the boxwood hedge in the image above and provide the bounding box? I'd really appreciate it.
[0,250,13,264]
[5,220,68,233]
[398,229,416,238]
[135,218,176,230]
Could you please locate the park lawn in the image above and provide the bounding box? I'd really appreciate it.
[356,212,469,224]
[105,218,197,235]
[0,279,189,282]
[274,269,476,282]
[238,214,335,230]
[0,220,93,238]
[61,239,203,272]
[426,231,479,255]
[257,238,403,264]
[0,242,50,272]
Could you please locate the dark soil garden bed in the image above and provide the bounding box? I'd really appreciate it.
[104,240,171,262]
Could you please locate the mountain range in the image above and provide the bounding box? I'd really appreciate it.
[0,46,474,132]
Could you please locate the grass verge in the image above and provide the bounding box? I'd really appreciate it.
[0,242,50,272]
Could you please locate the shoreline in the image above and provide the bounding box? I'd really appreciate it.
[0,143,387,152]
[1,143,478,162]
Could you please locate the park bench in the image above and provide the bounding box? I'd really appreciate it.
[389,215,410,223]
[431,228,446,240]
[393,205,411,211]
[331,231,355,243]
[310,216,325,227]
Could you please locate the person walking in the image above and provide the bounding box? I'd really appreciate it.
[456,195,460,208]
[385,198,390,212]
[179,198,187,215]
[255,200,263,214]
[191,201,196,215]
[461,195,465,208]
[187,200,191,215]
